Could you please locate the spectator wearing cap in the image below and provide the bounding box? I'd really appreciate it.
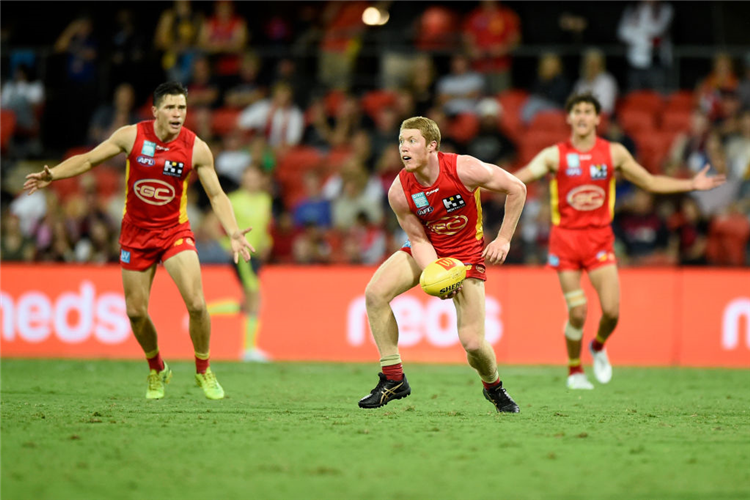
[467,98,517,168]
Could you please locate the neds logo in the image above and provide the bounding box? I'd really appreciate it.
[1,281,129,344]
[134,179,175,205]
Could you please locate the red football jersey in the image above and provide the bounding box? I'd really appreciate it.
[123,121,197,229]
[399,152,484,262]
[552,137,616,229]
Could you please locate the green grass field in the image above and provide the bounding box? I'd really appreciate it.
[2,360,749,500]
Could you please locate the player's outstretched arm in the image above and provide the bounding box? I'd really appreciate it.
[193,138,255,263]
[613,142,726,193]
[388,177,438,270]
[457,155,527,265]
[513,146,559,185]
[23,125,136,196]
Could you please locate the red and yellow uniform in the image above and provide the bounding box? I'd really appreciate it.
[119,121,197,270]
[399,152,486,280]
[548,137,617,271]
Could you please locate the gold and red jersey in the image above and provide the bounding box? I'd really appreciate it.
[551,137,616,229]
[123,121,197,229]
[399,152,484,263]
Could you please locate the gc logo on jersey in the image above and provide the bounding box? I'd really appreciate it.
[442,194,465,213]
[163,160,184,178]
[590,164,608,179]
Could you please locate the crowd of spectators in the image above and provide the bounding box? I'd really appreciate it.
[2,0,749,268]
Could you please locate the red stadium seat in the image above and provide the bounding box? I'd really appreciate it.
[665,90,696,112]
[661,109,693,134]
[1,110,16,152]
[447,112,480,144]
[275,146,323,174]
[92,165,122,200]
[497,89,529,117]
[211,108,241,137]
[633,131,675,174]
[528,110,567,133]
[517,130,568,165]
[618,108,657,135]
[324,89,346,116]
[360,90,397,122]
[619,90,664,112]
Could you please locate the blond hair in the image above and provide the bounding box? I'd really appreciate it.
[400,116,441,150]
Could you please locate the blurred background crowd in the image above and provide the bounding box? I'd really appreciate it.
[2,0,749,268]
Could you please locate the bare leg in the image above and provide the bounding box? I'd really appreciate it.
[164,251,210,354]
[364,251,421,358]
[453,279,497,381]
[557,270,586,362]
[587,264,620,345]
[122,265,159,353]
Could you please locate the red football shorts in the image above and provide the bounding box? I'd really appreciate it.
[400,243,487,281]
[547,225,616,272]
[119,220,197,271]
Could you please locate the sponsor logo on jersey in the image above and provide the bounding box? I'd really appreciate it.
[426,188,440,195]
[136,156,155,166]
[442,194,466,213]
[590,164,608,179]
[155,145,170,151]
[133,179,176,206]
[412,192,430,208]
[163,160,184,178]
[425,215,468,235]
[120,250,131,264]
[417,206,434,216]
[141,141,156,157]
[548,254,560,267]
[566,153,580,168]
[566,167,582,176]
[567,184,606,211]
[402,240,412,249]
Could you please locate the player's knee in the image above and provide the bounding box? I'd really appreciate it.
[601,305,619,324]
[185,296,207,316]
[568,305,587,328]
[364,281,390,309]
[126,305,148,325]
[460,334,484,354]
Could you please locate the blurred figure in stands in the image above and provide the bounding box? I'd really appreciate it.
[88,83,138,146]
[293,170,332,229]
[521,53,571,124]
[669,197,708,266]
[617,0,673,92]
[572,48,618,115]
[462,0,521,94]
[198,0,249,77]
[154,0,203,83]
[238,82,304,152]
[613,190,672,266]
[738,53,750,110]
[707,202,750,266]
[186,56,220,110]
[0,210,35,261]
[467,97,516,168]
[436,54,485,117]
[318,1,368,91]
[1,64,45,156]
[223,52,266,109]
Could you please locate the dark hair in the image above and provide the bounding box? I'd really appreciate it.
[564,91,602,115]
[153,81,188,107]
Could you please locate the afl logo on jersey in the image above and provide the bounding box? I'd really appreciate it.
[134,179,176,206]
[426,215,468,236]
[567,184,606,211]
[136,156,155,166]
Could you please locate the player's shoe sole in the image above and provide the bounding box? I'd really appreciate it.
[146,362,172,400]
[483,383,520,413]
[589,342,613,384]
[566,373,594,390]
[195,367,225,400]
[359,373,411,409]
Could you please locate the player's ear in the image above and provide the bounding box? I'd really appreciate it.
[151,106,157,118]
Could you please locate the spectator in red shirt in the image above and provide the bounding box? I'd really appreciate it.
[462,0,521,94]
[318,1,368,91]
[198,0,249,76]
